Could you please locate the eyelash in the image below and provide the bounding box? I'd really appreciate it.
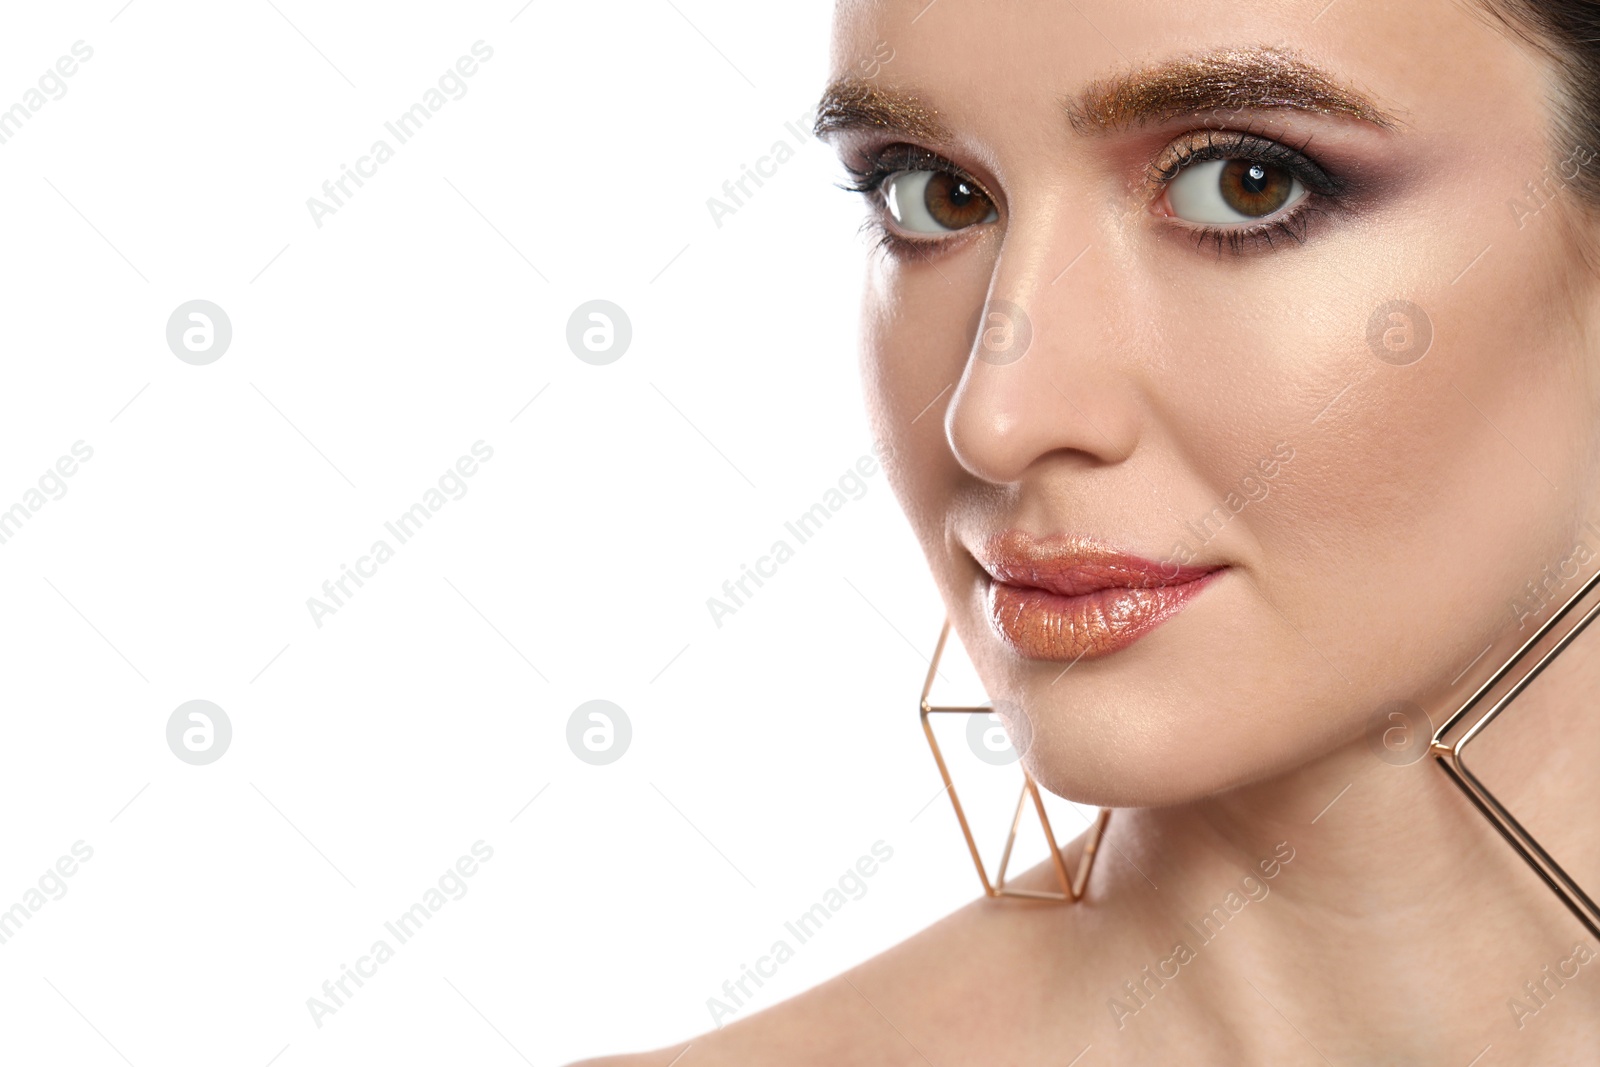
[1150,129,1346,255]
[840,144,992,259]
[842,131,1348,258]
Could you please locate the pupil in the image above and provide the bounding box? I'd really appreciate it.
[1243,165,1269,194]
[949,181,974,206]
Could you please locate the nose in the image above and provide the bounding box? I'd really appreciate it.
[944,234,1143,485]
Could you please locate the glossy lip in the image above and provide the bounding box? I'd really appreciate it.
[977,529,1226,662]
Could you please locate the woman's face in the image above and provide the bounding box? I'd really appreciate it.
[823,0,1600,806]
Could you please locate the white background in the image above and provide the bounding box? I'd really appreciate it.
[0,3,1098,1063]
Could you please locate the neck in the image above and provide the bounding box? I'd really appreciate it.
[1099,640,1600,1060]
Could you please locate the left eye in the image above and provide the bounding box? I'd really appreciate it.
[1167,159,1305,224]
[883,170,998,233]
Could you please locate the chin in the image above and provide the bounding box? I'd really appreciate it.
[985,646,1360,811]
[1018,719,1284,810]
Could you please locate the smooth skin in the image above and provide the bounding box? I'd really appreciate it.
[578,0,1600,1061]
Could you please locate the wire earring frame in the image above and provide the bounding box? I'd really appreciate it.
[1432,562,1600,941]
[919,618,1110,902]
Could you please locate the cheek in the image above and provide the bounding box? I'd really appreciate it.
[859,261,988,555]
[1194,237,1597,705]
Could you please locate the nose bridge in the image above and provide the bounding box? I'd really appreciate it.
[944,210,1141,484]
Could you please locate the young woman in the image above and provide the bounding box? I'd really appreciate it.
[581,0,1600,1060]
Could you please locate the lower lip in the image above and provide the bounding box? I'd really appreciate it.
[986,570,1223,662]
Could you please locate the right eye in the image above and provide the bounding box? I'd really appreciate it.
[883,170,998,234]
[1165,158,1306,224]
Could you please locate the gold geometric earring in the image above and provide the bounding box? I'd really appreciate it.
[919,617,1111,902]
[1430,567,1600,940]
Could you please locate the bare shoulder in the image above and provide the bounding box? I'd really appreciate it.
[560,962,936,1067]
[568,857,1119,1066]
[565,1049,692,1067]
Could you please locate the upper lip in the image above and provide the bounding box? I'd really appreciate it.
[977,529,1222,597]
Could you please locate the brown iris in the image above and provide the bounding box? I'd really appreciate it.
[1218,159,1295,217]
[924,172,994,229]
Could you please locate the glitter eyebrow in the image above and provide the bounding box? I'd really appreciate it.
[811,78,952,143]
[1067,47,1399,132]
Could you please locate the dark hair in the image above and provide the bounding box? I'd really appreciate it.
[1481,0,1600,203]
